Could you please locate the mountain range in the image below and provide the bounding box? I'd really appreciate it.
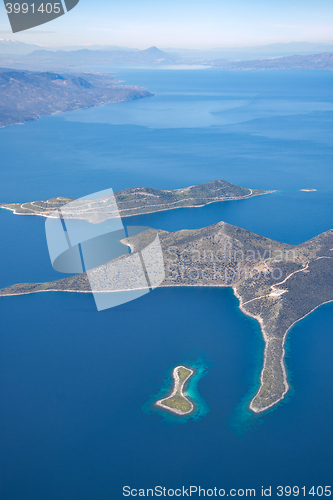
[0,43,332,71]
[2,39,333,58]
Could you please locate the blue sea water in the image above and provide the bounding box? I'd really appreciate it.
[0,69,333,499]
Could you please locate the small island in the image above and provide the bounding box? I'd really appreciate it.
[156,366,194,415]
[2,180,332,414]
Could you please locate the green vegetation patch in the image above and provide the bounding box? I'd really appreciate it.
[177,366,192,384]
[161,394,192,413]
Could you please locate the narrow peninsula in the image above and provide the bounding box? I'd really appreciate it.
[2,221,332,414]
[156,366,194,415]
[1,180,331,414]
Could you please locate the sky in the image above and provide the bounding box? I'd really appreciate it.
[0,0,333,48]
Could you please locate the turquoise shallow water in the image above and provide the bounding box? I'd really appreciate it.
[142,356,210,424]
[0,69,333,499]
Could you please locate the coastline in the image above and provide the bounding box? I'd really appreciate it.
[0,79,154,129]
[232,286,289,413]
[233,286,333,413]
[142,356,209,422]
[0,278,293,414]
[2,281,332,414]
[2,218,332,416]
[0,189,275,219]
[155,365,195,416]
[251,297,333,413]
[0,282,232,298]
[0,277,290,413]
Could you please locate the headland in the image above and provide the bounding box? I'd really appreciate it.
[1,182,331,414]
[0,68,153,128]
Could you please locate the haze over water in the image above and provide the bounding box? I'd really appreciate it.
[0,69,333,499]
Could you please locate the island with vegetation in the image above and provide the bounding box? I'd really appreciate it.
[156,366,195,415]
[1,180,332,414]
[0,179,273,218]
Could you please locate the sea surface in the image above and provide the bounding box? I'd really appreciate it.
[0,69,333,499]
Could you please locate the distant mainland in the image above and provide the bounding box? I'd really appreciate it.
[1,43,333,71]
[1,179,332,414]
[1,46,332,128]
[0,68,152,128]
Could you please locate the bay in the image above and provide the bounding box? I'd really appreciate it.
[0,68,333,499]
